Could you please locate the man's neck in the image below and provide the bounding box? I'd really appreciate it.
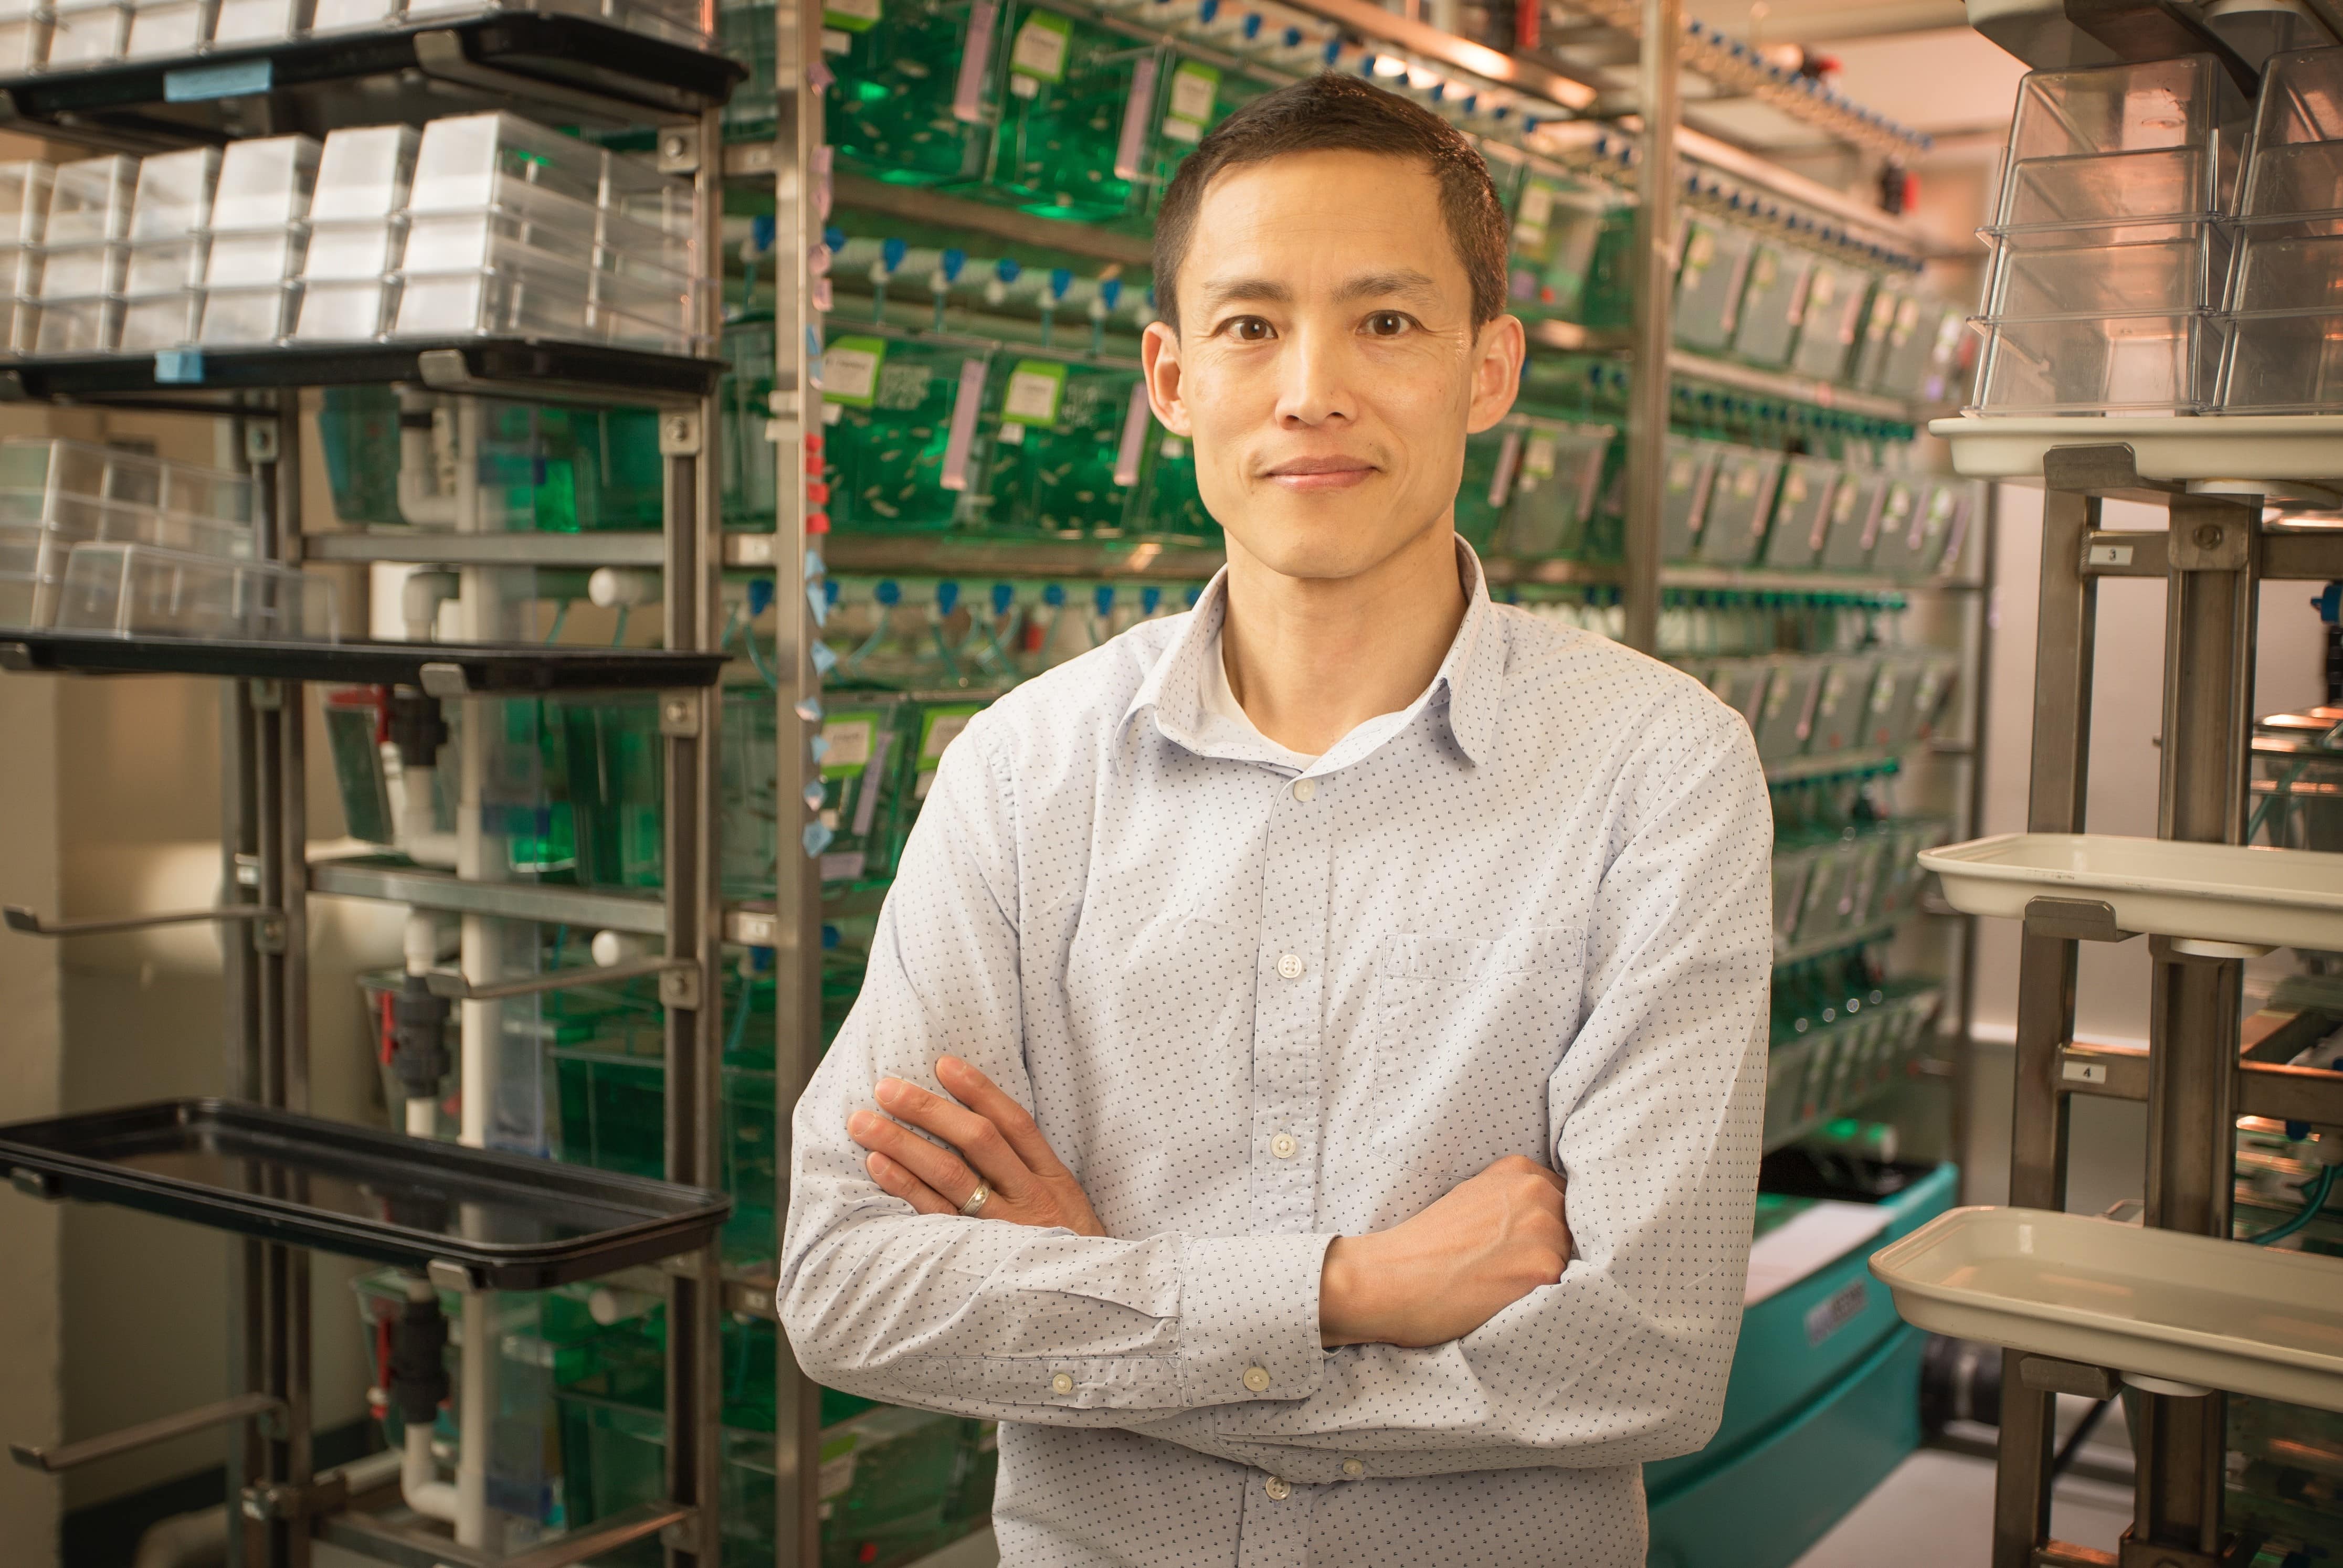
[1218,522,1470,758]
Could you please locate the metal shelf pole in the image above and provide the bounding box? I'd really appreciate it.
[662,101,732,1568]
[1620,0,1679,655]
[775,0,826,1559]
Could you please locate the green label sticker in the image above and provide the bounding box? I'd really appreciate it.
[824,0,879,29]
[920,704,983,765]
[1523,435,1556,478]
[1009,9,1070,80]
[1512,181,1553,245]
[822,336,886,408]
[1001,359,1065,426]
[1163,60,1219,140]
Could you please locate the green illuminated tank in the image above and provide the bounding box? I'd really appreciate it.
[987,3,1157,223]
[823,0,1000,185]
[972,353,1143,536]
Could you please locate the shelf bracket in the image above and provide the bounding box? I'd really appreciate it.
[2022,897,2137,944]
[3,903,282,939]
[421,953,695,1004]
[2016,1354,2123,1400]
[9,1391,285,1473]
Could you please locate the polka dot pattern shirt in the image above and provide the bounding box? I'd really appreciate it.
[780,542,1774,1568]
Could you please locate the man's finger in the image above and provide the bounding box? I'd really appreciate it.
[866,1151,959,1217]
[874,1077,1037,1199]
[850,1108,985,1207]
[936,1056,1070,1178]
[1527,1164,1568,1199]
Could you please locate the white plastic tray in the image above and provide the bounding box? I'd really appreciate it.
[1919,832,2343,952]
[1929,413,2343,483]
[1871,1206,2343,1411]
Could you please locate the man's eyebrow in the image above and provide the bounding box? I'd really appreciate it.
[1334,269,1441,304]
[1197,276,1292,312]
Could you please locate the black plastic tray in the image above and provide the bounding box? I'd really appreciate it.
[0,631,726,691]
[0,337,725,406]
[0,1098,731,1290]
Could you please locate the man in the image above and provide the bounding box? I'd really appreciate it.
[780,72,1771,1568]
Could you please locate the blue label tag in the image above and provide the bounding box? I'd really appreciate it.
[154,349,204,384]
[163,58,273,102]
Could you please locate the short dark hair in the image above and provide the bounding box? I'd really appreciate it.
[1152,72,1510,336]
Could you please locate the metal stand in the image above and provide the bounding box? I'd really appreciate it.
[1991,444,2343,1568]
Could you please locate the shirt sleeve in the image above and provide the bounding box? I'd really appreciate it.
[778,722,1337,1425]
[1126,692,1772,1481]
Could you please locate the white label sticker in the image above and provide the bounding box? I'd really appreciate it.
[820,345,879,403]
[821,717,874,769]
[1514,181,1553,242]
[1004,365,1062,422]
[997,420,1026,445]
[821,26,851,50]
[819,1443,859,1500]
[827,0,879,20]
[1009,13,1068,79]
[1167,61,1217,123]
[924,712,973,762]
[1159,116,1200,143]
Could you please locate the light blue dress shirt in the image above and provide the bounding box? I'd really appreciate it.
[782,541,1774,1568]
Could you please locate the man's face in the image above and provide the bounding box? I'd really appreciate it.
[1141,149,1523,581]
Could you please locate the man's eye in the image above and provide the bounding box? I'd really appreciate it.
[1364,311,1411,336]
[1226,317,1274,342]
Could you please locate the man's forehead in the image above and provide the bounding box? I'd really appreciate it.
[1185,153,1465,300]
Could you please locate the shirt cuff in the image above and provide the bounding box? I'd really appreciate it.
[1179,1233,1335,1407]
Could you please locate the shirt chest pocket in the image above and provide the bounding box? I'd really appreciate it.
[1366,926,1588,1158]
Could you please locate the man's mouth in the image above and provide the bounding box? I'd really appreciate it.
[1263,455,1377,491]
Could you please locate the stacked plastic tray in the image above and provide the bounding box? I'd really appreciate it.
[2218,46,2343,411]
[0,0,710,67]
[0,436,333,639]
[1969,55,2251,414]
[0,113,698,355]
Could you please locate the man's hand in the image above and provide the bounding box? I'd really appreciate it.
[1319,1156,1572,1349]
[847,1056,1106,1237]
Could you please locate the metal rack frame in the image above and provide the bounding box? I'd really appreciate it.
[1990,446,2343,1568]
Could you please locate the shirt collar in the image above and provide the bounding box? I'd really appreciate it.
[1116,536,1503,772]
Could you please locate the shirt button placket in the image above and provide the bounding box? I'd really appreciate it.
[1237,1470,1311,1568]
[1253,772,1332,1236]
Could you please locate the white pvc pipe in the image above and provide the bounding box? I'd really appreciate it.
[396,392,459,528]
[590,930,652,968]
[396,763,459,871]
[402,570,459,643]
[587,567,660,609]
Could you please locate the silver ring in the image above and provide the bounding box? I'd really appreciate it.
[959,1182,990,1217]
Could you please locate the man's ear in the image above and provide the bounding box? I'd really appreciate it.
[1464,313,1526,435]
[1141,319,1191,437]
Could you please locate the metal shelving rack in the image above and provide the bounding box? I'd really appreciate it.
[1986,444,2343,1568]
[0,17,750,1568]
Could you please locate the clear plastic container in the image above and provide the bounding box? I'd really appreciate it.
[1697,446,1785,566]
[158,458,252,523]
[0,15,51,71]
[209,0,309,43]
[291,276,395,340]
[210,135,318,230]
[1730,240,1813,366]
[0,163,54,245]
[1818,468,1891,570]
[122,235,204,294]
[2240,45,2343,221]
[1877,296,1961,398]
[1970,310,2218,414]
[1492,419,1613,557]
[45,156,135,245]
[300,218,401,281]
[1871,476,1966,578]
[45,0,131,66]
[199,282,291,344]
[1980,229,2232,316]
[1789,258,1869,382]
[390,239,688,351]
[33,240,122,298]
[206,227,303,287]
[128,146,217,241]
[1851,279,1908,389]
[0,519,75,627]
[117,288,197,350]
[402,184,690,281]
[311,125,418,222]
[2225,229,2343,312]
[408,113,681,230]
[0,246,33,354]
[0,436,165,507]
[307,0,397,30]
[123,0,215,57]
[2217,309,2343,412]
[1753,654,1831,762]
[55,544,331,639]
[1656,436,1721,561]
[1673,217,1755,353]
[1998,147,2227,235]
[1757,456,1841,569]
[1996,56,2250,229]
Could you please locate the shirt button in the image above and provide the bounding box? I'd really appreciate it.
[1270,1133,1297,1159]
[1242,1365,1271,1392]
[1341,1459,1364,1478]
[1292,778,1316,802]
[1050,1372,1074,1395]
[1264,1477,1292,1500]
[1275,953,1303,980]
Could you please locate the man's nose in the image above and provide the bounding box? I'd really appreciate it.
[1273,324,1356,427]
